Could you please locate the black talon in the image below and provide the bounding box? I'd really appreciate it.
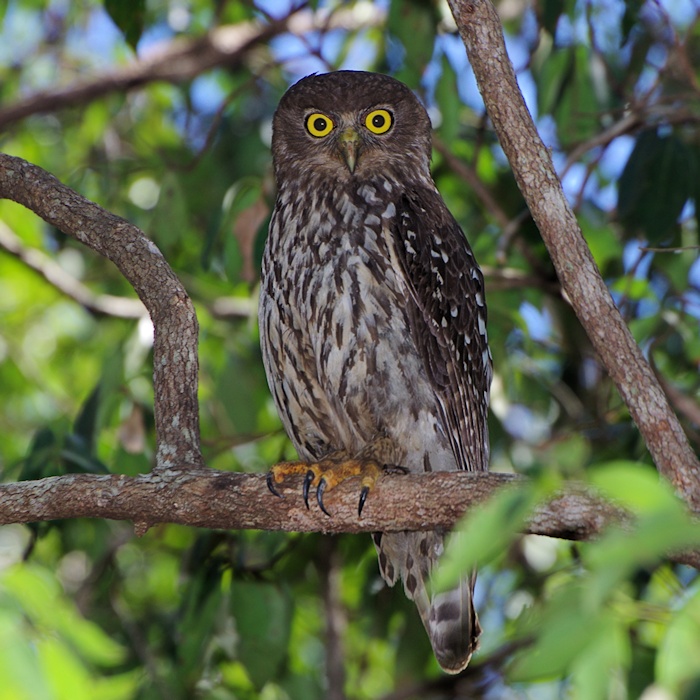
[358,485,370,517]
[267,472,283,498]
[316,478,331,516]
[303,470,315,509]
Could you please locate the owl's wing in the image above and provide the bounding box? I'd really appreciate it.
[392,188,492,472]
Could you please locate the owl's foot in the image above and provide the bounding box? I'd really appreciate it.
[267,459,403,517]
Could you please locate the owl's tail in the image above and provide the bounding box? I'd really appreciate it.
[415,570,480,674]
[373,532,481,674]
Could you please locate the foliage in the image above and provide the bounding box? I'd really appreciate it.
[0,0,699,698]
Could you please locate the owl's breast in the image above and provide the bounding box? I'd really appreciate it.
[259,184,452,468]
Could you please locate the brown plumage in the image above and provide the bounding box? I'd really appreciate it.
[259,71,491,673]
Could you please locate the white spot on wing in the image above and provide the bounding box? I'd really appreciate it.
[382,202,396,218]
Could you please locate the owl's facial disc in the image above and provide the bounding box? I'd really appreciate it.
[337,127,360,173]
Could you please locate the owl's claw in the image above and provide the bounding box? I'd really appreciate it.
[317,478,331,516]
[358,485,370,517]
[266,472,283,498]
[303,469,316,509]
[267,457,397,517]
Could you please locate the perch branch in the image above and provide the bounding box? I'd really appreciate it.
[0,469,624,541]
[447,0,700,509]
[3,468,699,567]
[0,153,202,469]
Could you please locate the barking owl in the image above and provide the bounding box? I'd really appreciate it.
[259,70,491,673]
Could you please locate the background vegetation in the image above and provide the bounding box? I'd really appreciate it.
[1,1,699,698]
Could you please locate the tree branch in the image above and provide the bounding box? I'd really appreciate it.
[0,18,286,130]
[0,219,147,319]
[0,5,386,130]
[0,468,624,541]
[447,0,700,510]
[0,153,202,469]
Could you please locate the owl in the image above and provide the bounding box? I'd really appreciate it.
[259,71,491,674]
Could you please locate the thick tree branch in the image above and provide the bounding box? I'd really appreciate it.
[0,469,623,541]
[5,467,700,567]
[448,0,700,509]
[0,153,202,469]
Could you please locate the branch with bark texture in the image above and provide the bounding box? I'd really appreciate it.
[4,467,700,567]
[447,0,700,510]
[0,153,201,470]
[0,468,623,541]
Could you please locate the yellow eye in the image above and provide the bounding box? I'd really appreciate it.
[306,113,334,137]
[365,109,393,135]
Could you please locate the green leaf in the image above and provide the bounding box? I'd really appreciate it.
[219,344,269,436]
[588,461,679,516]
[215,177,263,282]
[539,0,566,36]
[691,144,700,224]
[570,615,631,700]
[536,45,601,145]
[151,172,189,254]
[435,56,460,144]
[73,385,100,455]
[18,427,58,481]
[618,130,692,243]
[60,435,110,474]
[230,581,293,689]
[38,637,93,700]
[176,562,226,681]
[3,565,126,667]
[611,276,653,302]
[584,463,700,603]
[433,478,543,592]
[508,581,605,681]
[104,0,145,50]
[581,219,622,272]
[657,585,700,693]
[387,0,438,87]
[0,609,53,700]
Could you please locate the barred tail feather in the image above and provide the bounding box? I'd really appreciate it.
[373,532,480,674]
[424,574,480,673]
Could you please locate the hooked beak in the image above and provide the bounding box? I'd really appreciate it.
[337,127,360,173]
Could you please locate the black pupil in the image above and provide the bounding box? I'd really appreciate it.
[372,114,386,129]
[313,117,327,132]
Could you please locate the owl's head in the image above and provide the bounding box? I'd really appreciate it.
[271,71,432,185]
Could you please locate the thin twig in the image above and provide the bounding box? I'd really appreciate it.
[0,220,147,318]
